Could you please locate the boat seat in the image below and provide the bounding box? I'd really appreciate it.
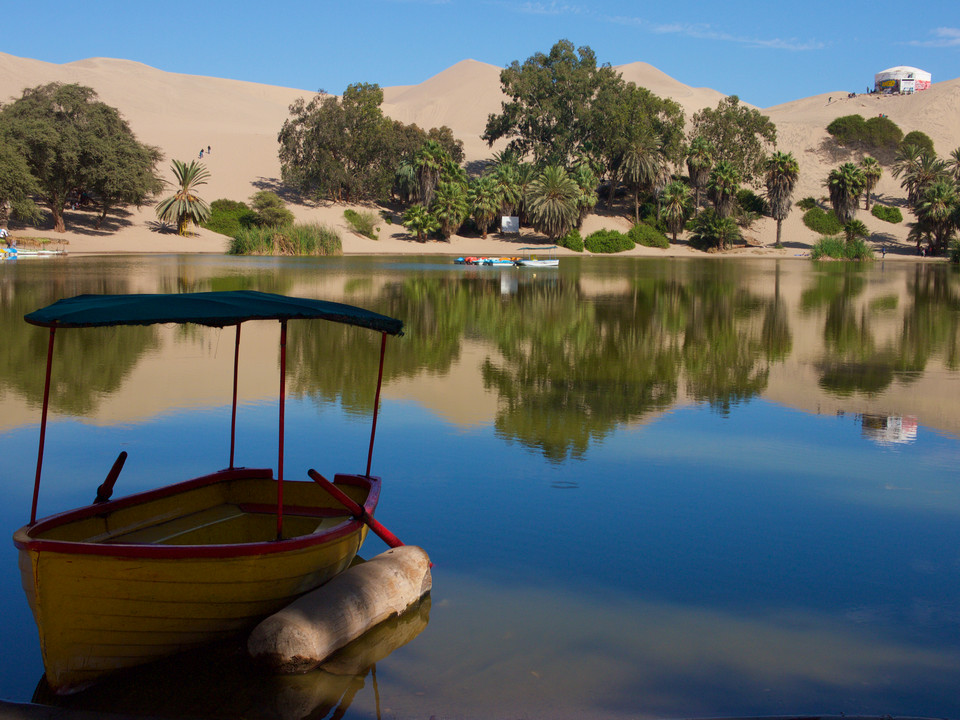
[103,504,245,544]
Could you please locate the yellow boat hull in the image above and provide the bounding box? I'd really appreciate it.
[14,468,376,693]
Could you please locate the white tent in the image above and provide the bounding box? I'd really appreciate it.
[874,66,932,94]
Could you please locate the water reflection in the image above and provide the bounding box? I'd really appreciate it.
[4,256,960,718]
[34,598,430,720]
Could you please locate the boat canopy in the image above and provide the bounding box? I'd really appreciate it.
[25,291,404,335]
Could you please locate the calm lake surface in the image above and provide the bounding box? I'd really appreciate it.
[2,254,960,720]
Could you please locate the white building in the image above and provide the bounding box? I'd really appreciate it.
[874,66,932,94]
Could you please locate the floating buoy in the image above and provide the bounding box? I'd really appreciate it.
[247,546,432,673]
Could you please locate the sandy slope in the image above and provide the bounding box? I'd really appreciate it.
[1,51,958,258]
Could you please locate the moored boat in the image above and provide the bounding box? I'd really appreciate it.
[12,290,404,694]
[515,246,559,267]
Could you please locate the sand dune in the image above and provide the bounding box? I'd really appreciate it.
[1,50,958,257]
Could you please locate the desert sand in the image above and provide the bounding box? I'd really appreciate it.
[1,51,958,260]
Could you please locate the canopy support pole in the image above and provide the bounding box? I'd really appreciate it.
[229,324,241,469]
[365,332,388,478]
[31,326,56,524]
[276,320,287,540]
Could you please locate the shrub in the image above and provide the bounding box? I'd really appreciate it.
[627,222,669,249]
[559,228,584,252]
[687,209,742,251]
[228,223,342,255]
[803,207,844,235]
[584,229,635,254]
[826,114,903,153]
[902,130,934,155]
[796,196,818,211]
[203,198,257,236]
[810,235,874,261]
[344,208,379,239]
[250,191,295,227]
[950,238,960,264]
[871,204,903,224]
[737,188,769,216]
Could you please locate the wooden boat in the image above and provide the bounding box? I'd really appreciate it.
[515,246,559,267]
[12,290,404,694]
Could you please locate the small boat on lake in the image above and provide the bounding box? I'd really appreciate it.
[12,291,404,694]
[515,246,559,268]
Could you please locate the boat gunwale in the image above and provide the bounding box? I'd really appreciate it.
[13,468,381,560]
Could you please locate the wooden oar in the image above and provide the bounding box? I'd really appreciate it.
[308,469,404,549]
[94,451,127,504]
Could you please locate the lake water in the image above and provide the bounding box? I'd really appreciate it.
[2,254,960,720]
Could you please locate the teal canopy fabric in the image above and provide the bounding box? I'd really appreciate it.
[25,291,404,335]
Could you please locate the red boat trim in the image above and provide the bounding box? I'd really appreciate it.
[14,471,382,559]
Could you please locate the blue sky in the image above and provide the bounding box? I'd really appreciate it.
[4,0,958,108]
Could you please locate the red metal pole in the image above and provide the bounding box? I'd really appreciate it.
[229,324,241,469]
[308,469,404,548]
[365,332,388,477]
[31,326,56,524]
[277,320,287,539]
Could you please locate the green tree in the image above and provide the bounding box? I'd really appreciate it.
[707,160,740,218]
[825,163,866,224]
[914,179,959,255]
[155,159,211,236]
[431,180,469,240]
[948,147,960,182]
[688,208,741,250]
[279,83,406,203]
[659,181,692,242]
[250,190,295,227]
[0,140,41,228]
[402,204,439,242]
[468,175,501,238]
[859,156,882,210]
[902,130,934,156]
[414,139,449,209]
[491,162,522,217]
[482,40,621,166]
[900,152,949,208]
[618,131,663,224]
[843,219,869,244]
[570,161,599,226]
[686,136,714,211]
[690,96,777,186]
[0,82,163,232]
[526,165,580,241]
[764,151,799,247]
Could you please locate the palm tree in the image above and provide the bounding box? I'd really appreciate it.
[688,208,741,250]
[570,161,599,226]
[859,156,882,210]
[843,219,869,244]
[414,140,448,209]
[155,159,211,236]
[393,161,418,203]
[915,179,959,255]
[659,181,692,242]
[431,180,469,240]
[948,147,960,182]
[902,154,949,208]
[468,175,501,238]
[525,165,580,241]
[825,163,866,224]
[686,136,714,212]
[402,204,439,242]
[764,151,799,247]
[619,133,662,224]
[707,160,740,218]
[491,163,522,217]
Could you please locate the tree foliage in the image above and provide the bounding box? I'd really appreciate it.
[0,140,41,227]
[0,82,163,232]
[278,83,463,204]
[825,163,866,225]
[765,151,799,246]
[826,114,903,154]
[155,159,211,236]
[526,165,580,241]
[690,96,776,186]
